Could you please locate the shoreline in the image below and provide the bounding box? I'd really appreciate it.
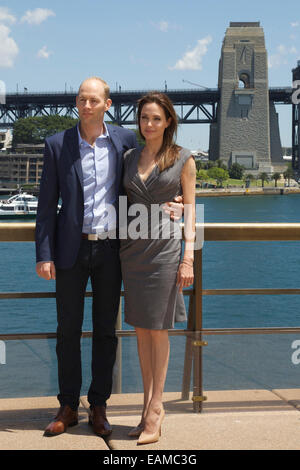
[195,187,300,197]
[1,186,300,199]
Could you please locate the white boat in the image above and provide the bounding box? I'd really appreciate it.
[0,192,39,219]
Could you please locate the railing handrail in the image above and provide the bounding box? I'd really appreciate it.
[2,222,300,242]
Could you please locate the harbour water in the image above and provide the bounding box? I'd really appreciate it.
[1,194,300,397]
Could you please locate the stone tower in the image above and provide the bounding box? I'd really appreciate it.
[209,22,282,173]
[292,60,300,171]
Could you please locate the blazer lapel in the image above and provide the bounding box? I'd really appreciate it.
[107,124,124,188]
[65,125,84,192]
[107,124,123,156]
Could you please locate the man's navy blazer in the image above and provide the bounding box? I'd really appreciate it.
[35,123,138,269]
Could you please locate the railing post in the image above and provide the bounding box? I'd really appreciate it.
[192,248,206,412]
[181,295,194,400]
[181,247,206,409]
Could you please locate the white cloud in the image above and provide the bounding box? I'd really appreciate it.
[268,53,287,69]
[151,20,181,33]
[268,43,298,69]
[170,36,212,71]
[291,21,299,28]
[37,46,52,59]
[0,7,16,24]
[21,8,55,25]
[158,20,169,32]
[0,24,19,68]
[277,44,287,55]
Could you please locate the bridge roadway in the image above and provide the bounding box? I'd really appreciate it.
[0,87,293,128]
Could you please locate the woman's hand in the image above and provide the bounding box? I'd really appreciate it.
[176,260,194,293]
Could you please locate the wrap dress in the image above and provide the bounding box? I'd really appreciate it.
[119,146,192,330]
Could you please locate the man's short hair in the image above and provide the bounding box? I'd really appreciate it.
[78,77,110,100]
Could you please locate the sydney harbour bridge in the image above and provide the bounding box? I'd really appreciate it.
[0,22,300,171]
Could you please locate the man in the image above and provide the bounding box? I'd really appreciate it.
[36,77,138,437]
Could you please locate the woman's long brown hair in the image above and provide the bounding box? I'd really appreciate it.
[137,92,181,171]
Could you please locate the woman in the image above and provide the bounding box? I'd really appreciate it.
[120,92,196,445]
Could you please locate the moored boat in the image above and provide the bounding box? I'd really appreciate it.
[0,192,39,219]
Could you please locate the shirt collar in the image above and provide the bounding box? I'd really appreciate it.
[77,122,110,147]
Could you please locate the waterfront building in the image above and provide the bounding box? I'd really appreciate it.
[0,145,44,186]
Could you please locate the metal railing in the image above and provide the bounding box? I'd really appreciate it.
[1,222,300,412]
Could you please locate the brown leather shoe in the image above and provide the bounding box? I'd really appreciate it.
[44,405,78,436]
[88,405,112,437]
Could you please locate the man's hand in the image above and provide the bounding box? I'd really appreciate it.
[163,195,184,221]
[36,261,56,280]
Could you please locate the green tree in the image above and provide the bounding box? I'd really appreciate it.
[243,173,254,187]
[272,172,281,187]
[215,159,227,170]
[259,172,269,188]
[205,160,216,169]
[207,167,229,187]
[197,169,208,181]
[283,165,294,187]
[229,163,245,180]
[195,160,205,171]
[13,115,79,146]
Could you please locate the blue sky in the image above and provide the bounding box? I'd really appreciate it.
[0,0,299,150]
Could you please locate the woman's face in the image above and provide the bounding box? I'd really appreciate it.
[139,102,171,143]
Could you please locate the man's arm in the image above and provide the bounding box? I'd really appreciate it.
[35,139,59,279]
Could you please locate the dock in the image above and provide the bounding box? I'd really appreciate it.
[196,187,300,197]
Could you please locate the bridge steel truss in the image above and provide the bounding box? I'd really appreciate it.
[0,89,220,129]
[0,92,80,126]
[0,88,298,162]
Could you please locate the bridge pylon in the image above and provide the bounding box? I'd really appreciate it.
[209,22,283,175]
[292,61,300,172]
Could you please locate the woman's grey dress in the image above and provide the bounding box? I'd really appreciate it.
[119,147,192,330]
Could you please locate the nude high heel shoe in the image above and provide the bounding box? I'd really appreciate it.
[137,408,165,445]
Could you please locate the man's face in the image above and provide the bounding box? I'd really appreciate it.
[76,79,112,125]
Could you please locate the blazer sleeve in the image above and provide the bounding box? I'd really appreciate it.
[130,130,139,150]
[35,139,59,264]
[129,128,143,151]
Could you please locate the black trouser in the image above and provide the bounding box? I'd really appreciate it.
[55,238,121,410]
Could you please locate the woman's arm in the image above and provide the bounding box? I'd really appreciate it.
[177,156,196,292]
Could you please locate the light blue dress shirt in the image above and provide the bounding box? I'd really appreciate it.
[77,123,117,235]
